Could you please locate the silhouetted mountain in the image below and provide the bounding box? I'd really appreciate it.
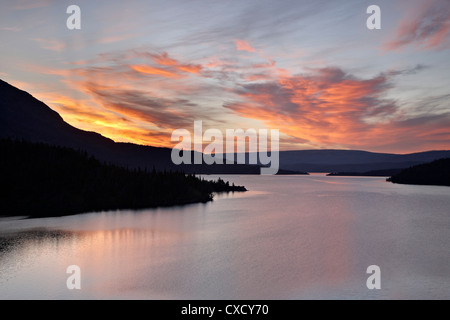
[0,79,262,174]
[0,138,246,217]
[387,158,450,187]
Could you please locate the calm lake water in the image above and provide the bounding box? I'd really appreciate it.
[1,174,450,299]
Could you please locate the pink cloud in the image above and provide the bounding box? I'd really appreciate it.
[32,38,66,52]
[130,65,182,78]
[235,39,257,53]
[0,26,21,32]
[384,0,450,51]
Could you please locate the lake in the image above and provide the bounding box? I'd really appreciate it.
[1,174,450,299]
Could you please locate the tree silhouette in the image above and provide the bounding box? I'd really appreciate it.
[387,158,450,187]
[0,138,246,217]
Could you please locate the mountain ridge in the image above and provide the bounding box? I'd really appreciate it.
[1,79,449,174]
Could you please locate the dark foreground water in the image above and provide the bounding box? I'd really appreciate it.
[1,174,449,299]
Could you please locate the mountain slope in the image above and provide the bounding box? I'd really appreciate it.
[0,79,114,149]
[0,79,262,173]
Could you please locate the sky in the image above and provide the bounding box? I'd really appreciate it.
[1,0,449,153]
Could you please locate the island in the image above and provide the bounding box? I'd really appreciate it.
[0,138,247,218]
[387,158,450,187]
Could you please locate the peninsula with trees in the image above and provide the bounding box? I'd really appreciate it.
[0,138,246,218]
[387,158,450,187]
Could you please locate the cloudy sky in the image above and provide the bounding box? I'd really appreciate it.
[1,0,449,153]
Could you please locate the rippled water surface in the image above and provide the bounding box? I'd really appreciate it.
[1,174,449,299]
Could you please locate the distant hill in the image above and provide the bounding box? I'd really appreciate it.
[387,158,450,187]
[219,149,450,173]
[277,150,450,173]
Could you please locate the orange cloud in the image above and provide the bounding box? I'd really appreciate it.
[235,39,256,52]
[23,48,450,153]
[130,52,203,78]
[130,65,181,78]
[18,50,217,148]
[176,64,202,74]
[225,67,450,153]
[147,52,203,74]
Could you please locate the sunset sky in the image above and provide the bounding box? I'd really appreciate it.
[1,0,449,153]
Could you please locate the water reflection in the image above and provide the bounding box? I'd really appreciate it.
[0,225,192,299]
[0,229,72,258]
[1,175,450,299]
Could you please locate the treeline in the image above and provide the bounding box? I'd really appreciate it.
[0,138,246,217]
[387,158,450,187]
